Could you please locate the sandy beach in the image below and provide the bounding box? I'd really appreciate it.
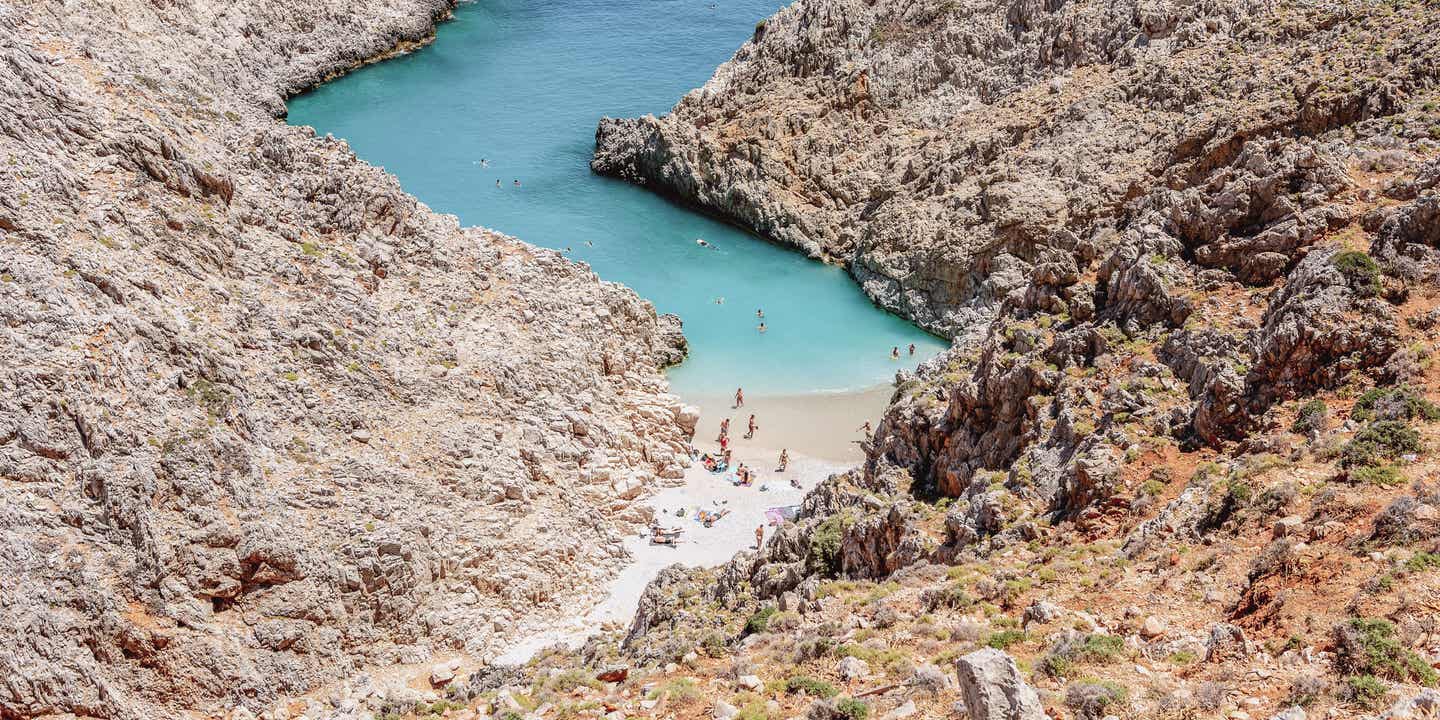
[684,384,896,463]
[494,384,894,662]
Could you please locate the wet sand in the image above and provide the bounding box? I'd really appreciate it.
[684,384,896,463]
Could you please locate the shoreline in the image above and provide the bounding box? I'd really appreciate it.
[495,442,846,664]
[492,383,894,663]
[682,384,896,463]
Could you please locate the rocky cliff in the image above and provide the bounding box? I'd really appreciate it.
[558,1,1440,718]
[593,0,1439,337]
[0,1,694,718]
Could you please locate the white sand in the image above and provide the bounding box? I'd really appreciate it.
[495,386,892,663]
[495,451,845,663]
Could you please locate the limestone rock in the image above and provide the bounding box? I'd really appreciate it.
[953,649,1046,720]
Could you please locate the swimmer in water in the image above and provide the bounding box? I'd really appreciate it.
[585,240,593,246]
[757,322,767,333]
[696,238,710,248]
[513,179,520,187]
[890,346,900,359]
[714,297,725,304]
[495,179,500,188]
[756,309,764,319]
[909,343,916,356]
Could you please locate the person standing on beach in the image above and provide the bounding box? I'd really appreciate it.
[734,387,744,408]
[745,414,757,439]
[718,418,730,441]
[777,448,789,472]
[754,525,764,549]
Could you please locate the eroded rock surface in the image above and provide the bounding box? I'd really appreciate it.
[0,1,691,717]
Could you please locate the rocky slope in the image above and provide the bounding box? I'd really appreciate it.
[593,0,1439,338]
[0,1,695,718]
[466,0,1440,719]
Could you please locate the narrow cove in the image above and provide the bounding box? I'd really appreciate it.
[287,0,945,440]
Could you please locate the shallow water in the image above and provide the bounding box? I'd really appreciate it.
[288,0,947,396]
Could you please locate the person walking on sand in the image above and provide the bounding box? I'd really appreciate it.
[754,524,764,549]
[777,448,789,472]
[718,418,730,441]
[734,387,744,408]
[745,414,757,439]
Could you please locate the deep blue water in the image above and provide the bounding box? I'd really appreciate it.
[288,0,946,396]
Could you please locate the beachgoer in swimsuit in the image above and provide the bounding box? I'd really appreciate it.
[720,435,729,452]
[719,418,730,441]
[745,414,757,439]
[757,322,766,333]
[858,421,872,438]
[513,179,520,187]
[754,525,764,549]
[908,343,916,356]
[734,387,744,408]
[777,448,789,472]
[756,309,764,318]
[496,179,500,188]
[890,346,900,359]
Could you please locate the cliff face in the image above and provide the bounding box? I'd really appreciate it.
[564,2,1440,719]
[0,1,693,718]
[593,0,1439,337]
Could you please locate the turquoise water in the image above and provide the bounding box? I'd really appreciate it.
[288,0,946,396]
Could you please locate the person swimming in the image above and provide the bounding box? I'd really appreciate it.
[757,322,767,333]
[890,346,900,359]
[909,343,916,355]
[756,309,764,318]
[696,238,710,248]
[495,179,500,188]
[714,296,725,304]
[513,179,520,187]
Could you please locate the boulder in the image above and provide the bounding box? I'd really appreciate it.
[953,649,1046,720]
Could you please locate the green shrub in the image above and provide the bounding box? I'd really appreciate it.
[1345,674,1387,709]
[834,697,869,720]
[745,606,778,635]
[1405,552,1440,573]
[1292,399,1329,433]
[1078,634,1126,663]
[649,677,700,702]
[809,514,851,575]
[1332,251,1381,296]
[1342,421,1422,470]
[1353,386,1440,423]
[1350,464,1404,486]
[985,629,1026,650]
[785,676,839,698]
[1334,617,1438,686]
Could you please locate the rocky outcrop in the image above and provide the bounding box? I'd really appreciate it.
[0,1,691,717]
[594,0,1439,338]
[953,649,1047,720]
